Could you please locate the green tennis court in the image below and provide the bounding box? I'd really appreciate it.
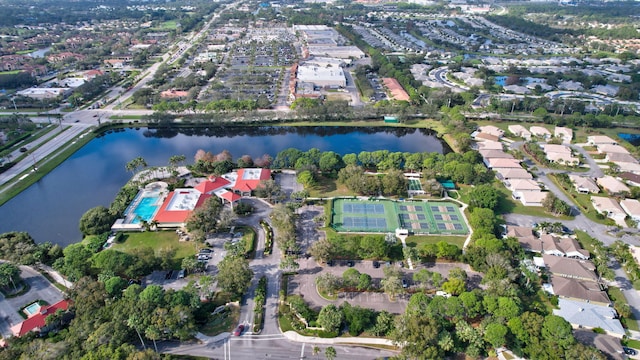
[331,198,468,235]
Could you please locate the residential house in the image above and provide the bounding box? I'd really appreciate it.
[554,127,573,143]
[514,190,546,207]
[569,175,600,194]
[619,172,640,187]
[479,150,513,161]
[598,144,631,155]
[591,196,627,226]
[485,158,521,170]
[11,300,71,337]
[476,141,503,151]
[605,152,638,164]
[554,299,623,336]
[506,179,540,193]
[508,125,531,140]
[542,144,579,166]
[596,176,630,195]
[506,225,535,239]
[471,131,500,142]
[494,167,533,181]
[612,161,640,174]
[530,126,552,139]
[540,234,589,259]
[543,254,598,282]
[550,278,611,306]
[620,199,640,224]
[587,135,617,146]
[83,69,104,80]
[477,125,504,139]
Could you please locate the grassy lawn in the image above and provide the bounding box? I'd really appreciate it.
[405,235,466,249]
[0,70,22,75]
[199,304,240,336]
[158,20,178,30]
[574,231,601,254]
[308,176,354,198]
[623,339,640,350]
[461,182,572,220]
[237,226,256,258]
[607,286,639,332]
[112,231,197,265]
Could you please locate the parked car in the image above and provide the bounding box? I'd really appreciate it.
[402,278,408,288]
[233,324,245,336]
[623,347,637,356]
[177,269,185,279]
[199,249,213,254]
[346,260,355,267]
[372,261,380,269]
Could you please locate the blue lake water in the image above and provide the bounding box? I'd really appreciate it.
[0,126,449,246]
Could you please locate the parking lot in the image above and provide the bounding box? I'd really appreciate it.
[288,257,482,314]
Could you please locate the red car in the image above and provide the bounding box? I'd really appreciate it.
[233,324,244,336]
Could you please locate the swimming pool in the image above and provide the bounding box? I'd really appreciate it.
[24,302,41,316]
[130,196,160,224]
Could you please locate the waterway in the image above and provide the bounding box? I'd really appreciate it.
[0,126,450,247]
[619,133,640,147]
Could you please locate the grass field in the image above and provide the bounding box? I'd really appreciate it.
[112,231,197,262]
[308,176,354,198]
[405,235,466,249]
[608,286,639,331]
[331,198,468,235]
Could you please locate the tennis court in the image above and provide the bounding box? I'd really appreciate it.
[331,198,468,235]
[408,179,423,191]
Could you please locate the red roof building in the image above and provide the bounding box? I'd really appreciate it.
[195,177,230,194]
[219,190,242,204]
[232,168,271,195]
[153,190,211,225]
[11,300,70,337]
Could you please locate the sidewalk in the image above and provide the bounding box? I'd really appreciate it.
[38,264,74,289]
[283,330,396,347]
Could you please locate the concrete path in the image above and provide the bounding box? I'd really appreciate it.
[283,330,395,346]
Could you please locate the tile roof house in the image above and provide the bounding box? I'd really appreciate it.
[554,299,623,336]
[542,144,579,166]
[530,126,552,139]
[543,254,598,282]
[598,144,631,155]
[153,190,211,226]
[619,172,640,187]
[494,167,533,181]
[605,152,638,164]
[506,225,535,239]
[479,149,513,160]
[550,278,611,306]
[554,127,573,143]
[11,300,70,337]
[508,125,531,140]
[587,135,617,146]
[540,234,589,259]
[596,176,630,195]
[472,132,500,142]
[569,175,600,194]
[506,179,541,192]
[477,125,504,139]
[612,161,640,174]
[513,190,546,207]
[620,199,640,223]
[476,141,503,150]
[591,196,627,226]
[486,158,522,169]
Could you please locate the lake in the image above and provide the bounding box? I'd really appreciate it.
[618,133,640,147]
[0,126,450,246]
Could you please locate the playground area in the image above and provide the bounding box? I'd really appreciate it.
[331,198,468,235]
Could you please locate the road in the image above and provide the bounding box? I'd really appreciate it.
[159,335,396,360]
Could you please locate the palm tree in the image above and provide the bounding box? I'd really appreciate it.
[325,346,336,360]
[127,315,147,350]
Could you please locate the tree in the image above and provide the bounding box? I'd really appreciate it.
[358,235,388,259]
[216,255,253,299]
[55,243,93,281]
[484,322,507,348]
[319,151,344,174]
[310,238,334,263]
[186,197,223,235]
[393,312,443,359]
[297,170,316,188]
[542,315,575,350]
[442,278,465,296]
[317,305,343,333]
[0,262,21,291]
[468,184,499,210]
[342,268,361,289]
[103,276,128,298]
[381,169,408,196]
[381,266,404,300]
[315,273,342,296]
[325,346,336,360]
[79,206,115,236]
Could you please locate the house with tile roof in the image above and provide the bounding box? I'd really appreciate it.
[540,234,589,260]
[232,168,271,196]
[587,135,617,146]
[596,176,630,195]
[569,175,599,194]
[542,254,598,282]
[554,127,573,143]
[620,199,640,224]
[11,300,70,337]
[508,125,531,140]
[550,277,610,306]
[530,126,552,139]
[554,299,623,337]
[494,167,533,181]
[591,196,627,226]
